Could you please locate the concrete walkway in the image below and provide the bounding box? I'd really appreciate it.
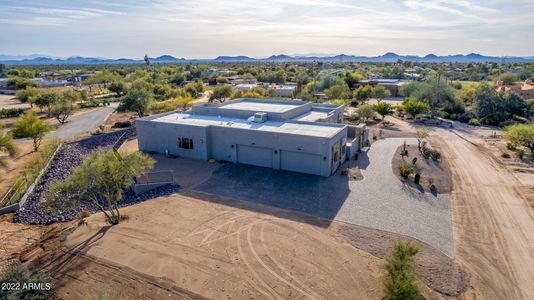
[337,138,453,257]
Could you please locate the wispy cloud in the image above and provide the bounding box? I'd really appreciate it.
[0,4,123,26]
[1,0,533,57]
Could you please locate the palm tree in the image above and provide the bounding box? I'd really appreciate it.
[0,125,18,168]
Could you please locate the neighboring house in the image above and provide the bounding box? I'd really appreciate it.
[273,84,296,98]
[38,71,60,78]
[496,80,534,99]
[137,98,368,177]
[403,72,421,80]
[357,79,407,97]
[0,78,15,95]
[233,83,260,91]
[31,78,69,88]
[68,74,93,86]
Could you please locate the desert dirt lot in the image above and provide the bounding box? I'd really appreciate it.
[27,194,454,300]
[61,196,386,299]
[0,94,31,110]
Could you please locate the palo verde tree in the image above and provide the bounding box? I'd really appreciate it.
[505,123,534,155]
[374,102,394,121]
[402,99,430,118]
[0,125,18,168]
[47,150,154,225]
[109,79,128,97]
[51,96,75,125]
[15,86,39,108]
[34,90,61,116]
[357,104,375,122]
[119,87,153,117]
[372,85,391,103]
[12,111,52,151]
[209,85,232,103]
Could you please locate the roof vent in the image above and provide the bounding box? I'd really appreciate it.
[252,112,268,123]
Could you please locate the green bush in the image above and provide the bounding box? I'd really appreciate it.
[468,118,480,126]
[399,163,416,179]
[505,142,517,151]
[80,100,102,108]
[0,108,26,119]
[0,265,53,299]
[383,242,422,300]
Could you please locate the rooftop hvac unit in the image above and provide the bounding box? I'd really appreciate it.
[253,112,268,123]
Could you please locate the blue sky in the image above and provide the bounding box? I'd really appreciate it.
[1,0,533,58]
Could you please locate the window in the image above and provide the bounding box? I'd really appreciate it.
[178,137,194,150]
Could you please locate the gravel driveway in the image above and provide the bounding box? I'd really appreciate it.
[194,137,453,257]
[339,138,452,257]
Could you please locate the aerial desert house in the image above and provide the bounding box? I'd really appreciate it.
[136,98,367,177]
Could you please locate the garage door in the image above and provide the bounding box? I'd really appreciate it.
[237,145,273,168]
[280,150,321,175]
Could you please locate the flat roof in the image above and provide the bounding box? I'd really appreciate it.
[292,110,329,122]
[151,113,344,138]
[217,101,302,113]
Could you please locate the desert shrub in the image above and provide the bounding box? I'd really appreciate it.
[499,120,518,128]
[518,149,525,159]
[383,242,422,300]
[468,118,480,126]
[399,164,416,179]
[501,152,511,158]
[80,100,102,108]
[0,108,26,119]
[505,142,517,151]
[457,113,473,123]
[112,121,132,128]
[480,112,509,126]
[0,265,53,299]
[430,150,441,161]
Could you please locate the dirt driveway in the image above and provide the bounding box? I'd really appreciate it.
[431,128,534,300]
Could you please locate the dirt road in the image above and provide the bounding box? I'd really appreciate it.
[432,129,534,299]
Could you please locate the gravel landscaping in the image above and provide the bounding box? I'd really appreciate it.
[14,129,179,225]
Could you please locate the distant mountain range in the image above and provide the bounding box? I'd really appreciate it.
[1,52,533,65]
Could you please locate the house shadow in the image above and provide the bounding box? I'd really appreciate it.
[354,150,370,170]
[190,163,351,228]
